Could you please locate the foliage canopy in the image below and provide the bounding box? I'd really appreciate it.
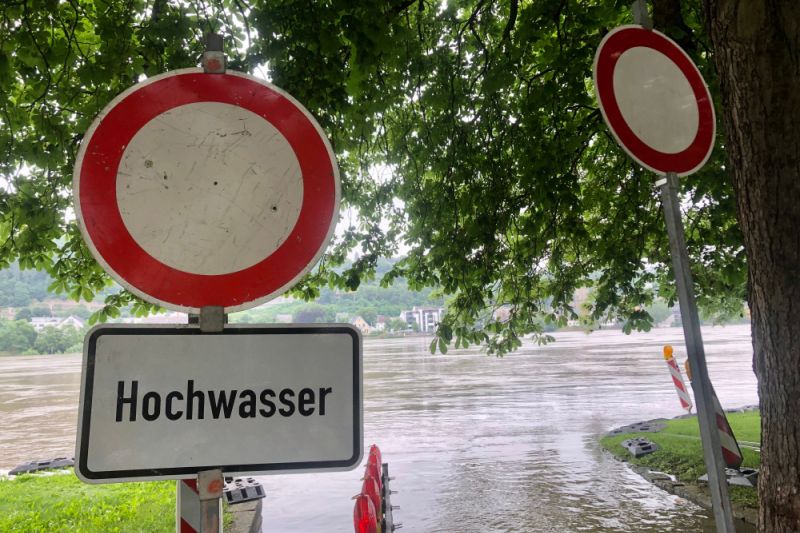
[0,0,745,352]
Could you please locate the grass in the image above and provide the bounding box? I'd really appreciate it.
[0,470,234,532]
[600,411,761,509]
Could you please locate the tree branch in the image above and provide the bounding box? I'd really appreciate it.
[652,0,696,53]
[501,0,518,43]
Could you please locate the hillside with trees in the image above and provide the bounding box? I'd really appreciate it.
[233,259,443,325]
[0,264,56,307]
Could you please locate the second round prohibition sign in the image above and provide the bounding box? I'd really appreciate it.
[593,26,715,176]
[74,69,340,313]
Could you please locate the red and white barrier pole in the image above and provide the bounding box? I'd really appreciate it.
[178,479,202,533]
[663,345,693,413]
[684,358,744,469]
[712,394,744,469]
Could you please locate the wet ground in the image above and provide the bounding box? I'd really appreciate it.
[0,325,757,532]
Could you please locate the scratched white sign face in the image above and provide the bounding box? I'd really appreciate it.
[117,102,303,276]
[612,46,699,155]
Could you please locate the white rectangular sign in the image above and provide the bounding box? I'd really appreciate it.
[75,324,362,483]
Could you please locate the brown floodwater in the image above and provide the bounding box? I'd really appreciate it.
[0,325,757,532]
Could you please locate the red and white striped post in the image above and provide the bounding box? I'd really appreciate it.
[178,479,202,533]
[177,469,224,533]
[684,359,744,469]
[712,394,744,469]
[663,345,693,413]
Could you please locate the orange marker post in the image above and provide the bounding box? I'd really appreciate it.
[663,345,693,414]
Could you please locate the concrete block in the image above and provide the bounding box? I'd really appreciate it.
[698,467,758,488]
[9,457,74,475]
[621,437,659,457]
[227,498,263,533]
[607,420,667,437]
[224,477,266,505]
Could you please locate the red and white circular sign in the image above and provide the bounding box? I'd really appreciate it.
[593,25,715,176]
[74,68,340,313]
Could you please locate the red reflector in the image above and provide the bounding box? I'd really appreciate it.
[365,460,382,492]
[369,444,382,466]
[353,494,377,533]
[361,474,382,518]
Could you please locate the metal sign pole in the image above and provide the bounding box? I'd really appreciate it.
[198,469,225,533]
[657,172,736,532]
[179,309,227,533]
[174,32,228,533]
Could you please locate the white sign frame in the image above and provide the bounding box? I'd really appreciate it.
[75,324,362,483]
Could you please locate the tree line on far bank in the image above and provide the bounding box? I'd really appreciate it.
[0,319,84,355]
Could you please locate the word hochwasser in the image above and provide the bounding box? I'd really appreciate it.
[115,379,333,422]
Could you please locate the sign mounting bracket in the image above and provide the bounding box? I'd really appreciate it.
[631,0,653,29]
[202,32,226,74]
[199,306,226,332]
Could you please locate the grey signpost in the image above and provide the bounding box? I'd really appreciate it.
[184,34,229,532]
[592,4,737,532]
[657,172,736,531]
[186,306,227,533]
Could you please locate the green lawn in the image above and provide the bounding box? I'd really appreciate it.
[600,411,760,509]
[0,470,233,532]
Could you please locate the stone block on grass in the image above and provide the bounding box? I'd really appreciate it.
[621,437,659,458]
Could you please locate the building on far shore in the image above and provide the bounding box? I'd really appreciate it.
[120,311,187,325]
[350,316,371,335]
[374,315,389,332]
[30,315,86,331]
[401,307,444,333]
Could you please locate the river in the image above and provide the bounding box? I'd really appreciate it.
[0,324,757,532]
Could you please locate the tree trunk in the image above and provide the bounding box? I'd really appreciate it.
[704,1,800,531]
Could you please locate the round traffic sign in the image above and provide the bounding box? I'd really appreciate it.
[593,25,715,176]
[74,69,340,313]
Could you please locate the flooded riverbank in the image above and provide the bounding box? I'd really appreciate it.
[0,325,757,531]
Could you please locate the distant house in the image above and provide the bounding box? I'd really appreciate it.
[374,315,389,331]
[664,307,682,327]
[31,315,85,331]
[350,316,371,335]
[401,306,445,333]
[129,312,187,325]
[492,306,512,323]
[31,317,60,330]
[59,315,85,330]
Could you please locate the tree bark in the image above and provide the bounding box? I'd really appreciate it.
[652,0,696,53]
[703,1,800,531]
